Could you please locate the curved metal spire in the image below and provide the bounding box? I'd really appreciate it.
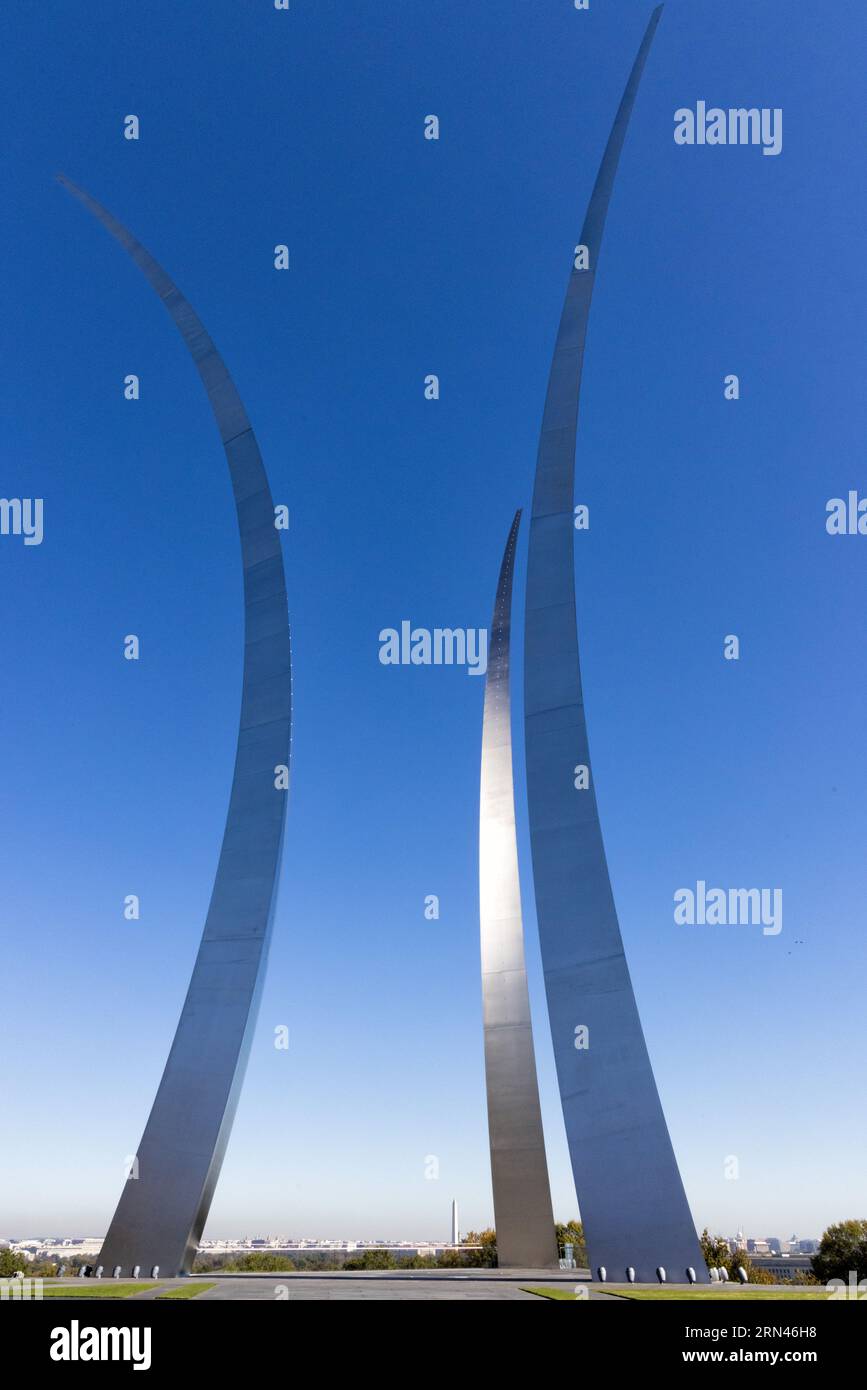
[523,10,707,1284]
[59,176,292,1277]
[479,510,557,1269]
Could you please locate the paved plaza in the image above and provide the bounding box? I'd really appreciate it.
[26,1270,621,1302]
[27,1270,808,1302]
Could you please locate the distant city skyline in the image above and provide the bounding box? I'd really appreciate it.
[1,1227,821,1260]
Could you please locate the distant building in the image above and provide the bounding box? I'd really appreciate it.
[752,1255,813,1282]
[451,1200,459,1247]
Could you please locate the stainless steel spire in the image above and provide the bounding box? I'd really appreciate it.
[59,177,292,1277]
[480,510,558,1269]
[522,9,707,1283]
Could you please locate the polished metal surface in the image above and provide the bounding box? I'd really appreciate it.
[522,9,708,1284]
[479,511,558,1269]
[59,177,291,1277]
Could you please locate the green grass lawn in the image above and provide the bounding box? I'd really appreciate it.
[6,1283,155,1299]
[523,1285,831,1302]
[156,1283,216,1300]
[523,1286,579,1300]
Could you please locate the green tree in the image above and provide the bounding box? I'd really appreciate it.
[344,1249,398,1271]
[461,1229,497,1268]
[699,1229,734,1274]
[223,1252,296,1273]
[0,1249,28,1278]
[812,1220,867,1284]
[555,1221,586,1265]
[436,1248,466,1268]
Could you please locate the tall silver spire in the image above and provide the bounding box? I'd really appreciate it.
[60,177,292,1277]
[480,510,558,1269]
[522,9,707,1283]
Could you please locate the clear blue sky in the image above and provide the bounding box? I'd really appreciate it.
[1,0,864,1244]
